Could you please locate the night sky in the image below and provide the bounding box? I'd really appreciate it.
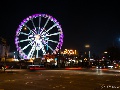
[1,0,120,56]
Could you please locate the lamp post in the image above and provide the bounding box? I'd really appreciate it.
[85,44,91,67]
[85,44,90,58]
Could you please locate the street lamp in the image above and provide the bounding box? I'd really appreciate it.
[85,44,90,58]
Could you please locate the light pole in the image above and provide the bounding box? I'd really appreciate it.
[85,44,90,58]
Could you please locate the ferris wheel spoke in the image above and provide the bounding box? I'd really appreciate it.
[27,43,36,58]
[31,19,36,30]
[20,32,29,35]
[42,47,46,55]
[48,45,54,51]
[39,28,44,35]
[48,40,58,43]
[35,44,46,57]
[20,39,31,43]
[24,24,36,34]
[46,32,60,37]
[46,23,58,32]
[36,49,39,58]
[21,42,33,51]
[45,37,49,40]
[43,17,49,28]
[39,16,41,29]
[24,24,32,30]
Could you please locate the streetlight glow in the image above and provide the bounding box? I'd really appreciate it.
[85,44,90,48]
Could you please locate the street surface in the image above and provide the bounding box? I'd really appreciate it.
[0,68,120,90]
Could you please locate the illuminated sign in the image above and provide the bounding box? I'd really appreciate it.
[63,49,77,55]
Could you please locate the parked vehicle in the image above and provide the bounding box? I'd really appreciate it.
[96,65,107,69]
[113,63,120,69]
[27,65,45,70]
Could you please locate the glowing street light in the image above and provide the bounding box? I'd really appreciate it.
[85,44,90,48]
[104,51,108,54]
[85,44,90,58]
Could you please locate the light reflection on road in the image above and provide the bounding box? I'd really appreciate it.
[3,68,120,76]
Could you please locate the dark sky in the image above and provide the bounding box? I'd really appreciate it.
[1,0,120,55]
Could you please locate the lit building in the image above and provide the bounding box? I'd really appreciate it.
[61,49,77,55]
[60,49,79,67]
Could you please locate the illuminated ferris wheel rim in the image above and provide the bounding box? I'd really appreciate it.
[15,13,64,59]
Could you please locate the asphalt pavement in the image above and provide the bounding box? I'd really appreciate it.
[0,68,120,90]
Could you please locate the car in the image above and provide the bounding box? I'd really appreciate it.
[96,65,107,69]
[113,64,120,69]
[27,65,45,70]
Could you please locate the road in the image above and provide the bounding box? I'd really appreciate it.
[0,68,120,90]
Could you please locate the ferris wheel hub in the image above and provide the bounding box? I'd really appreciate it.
[35,34,40,40]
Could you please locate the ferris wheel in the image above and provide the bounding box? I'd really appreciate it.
[15,14,63,59]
